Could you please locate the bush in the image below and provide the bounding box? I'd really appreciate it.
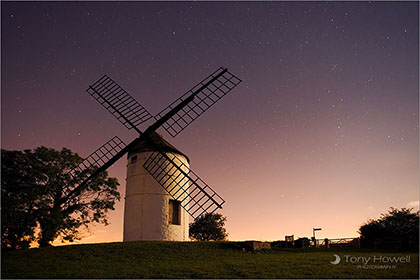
[189,213,228,241]
[359,207,419,249]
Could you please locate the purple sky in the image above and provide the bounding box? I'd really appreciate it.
[2,1,418,243]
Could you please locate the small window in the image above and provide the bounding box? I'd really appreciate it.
[130,155,137,163]
[168,200,181,225]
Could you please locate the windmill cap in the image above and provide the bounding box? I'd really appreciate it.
[127,131,190,163]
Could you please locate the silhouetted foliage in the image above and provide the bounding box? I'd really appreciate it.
[189,213,228,241]
[1,147,120,249]
[1,150,39,249]
[359,207,419,249]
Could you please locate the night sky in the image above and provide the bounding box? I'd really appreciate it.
[2,1,419,244]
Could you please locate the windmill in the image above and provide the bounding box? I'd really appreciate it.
[66,67,242,241]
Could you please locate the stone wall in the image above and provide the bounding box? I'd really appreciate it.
[123,151,189,241]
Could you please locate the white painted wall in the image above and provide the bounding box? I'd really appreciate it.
[123,151,189,241]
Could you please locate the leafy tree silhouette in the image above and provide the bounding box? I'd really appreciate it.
[1,147,120,249]
[359,207,419,249]
[189,213,228,241]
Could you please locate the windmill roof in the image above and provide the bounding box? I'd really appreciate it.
[127,132,190,163]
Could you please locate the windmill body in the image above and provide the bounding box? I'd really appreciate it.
[66,67,241,243]
[124,132,190,241]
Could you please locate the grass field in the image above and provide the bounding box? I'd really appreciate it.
[2,241,418,279]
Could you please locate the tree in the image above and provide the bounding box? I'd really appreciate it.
[359,207,419,249]
[1,150,39,249]
[1,147,120,249]
[189,213,228,241]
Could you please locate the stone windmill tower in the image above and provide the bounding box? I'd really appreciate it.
[65,68,242,241]
[124,132,190,241]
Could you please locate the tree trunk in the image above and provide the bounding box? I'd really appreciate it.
[38,203,63,247]
[38,218,57,247]
[38,225,53,247]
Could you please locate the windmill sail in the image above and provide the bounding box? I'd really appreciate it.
[87,75,152,133]
[154,67,242,137]
[143,151,225,219]
[76,67,241,222]
[66,136,127,188]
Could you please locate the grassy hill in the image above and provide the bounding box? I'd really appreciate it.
[2,241,418,279]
